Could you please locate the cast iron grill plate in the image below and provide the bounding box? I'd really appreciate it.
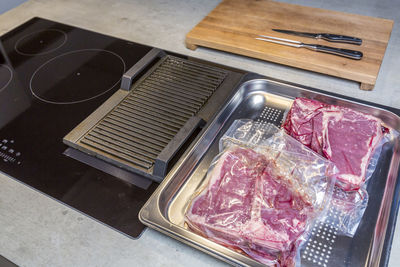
[66,55,227,181]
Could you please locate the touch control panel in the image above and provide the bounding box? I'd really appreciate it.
[0,139,21,164]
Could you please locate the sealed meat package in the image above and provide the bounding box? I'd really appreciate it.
[185,120,336,266]
[220,120,337,213]
[282,97,397,237]
[282,97,387,191]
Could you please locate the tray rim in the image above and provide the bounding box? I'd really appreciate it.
[139,77,400,267]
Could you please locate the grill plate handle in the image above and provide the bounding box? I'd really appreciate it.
[153,116,205,179]
[121,48,166,91]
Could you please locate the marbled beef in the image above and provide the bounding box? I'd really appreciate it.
[283,98,384,191]
[185,146,312,266]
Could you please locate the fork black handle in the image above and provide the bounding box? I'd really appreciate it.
[319,34,362,45]
[304,44,363,60]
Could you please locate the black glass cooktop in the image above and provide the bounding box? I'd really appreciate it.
[0,17,158,237]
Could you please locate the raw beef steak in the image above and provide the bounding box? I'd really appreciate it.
[283,98,384,191]
[185,146,313,266]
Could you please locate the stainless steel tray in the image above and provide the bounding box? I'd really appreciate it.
[139,78,400,267]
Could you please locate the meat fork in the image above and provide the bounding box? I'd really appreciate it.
[256,35,363,60]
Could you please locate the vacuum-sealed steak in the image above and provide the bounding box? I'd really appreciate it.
[283,97,385,191]
[185,146,313,266]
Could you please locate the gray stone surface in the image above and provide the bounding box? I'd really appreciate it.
[0,0,399,266]
[0,174,227,267]
[0,0,26,14]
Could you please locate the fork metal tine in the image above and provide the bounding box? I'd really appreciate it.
[255,37,301,48]
[258,34,301,44]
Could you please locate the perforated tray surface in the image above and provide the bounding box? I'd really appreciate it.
[140,78,400,267]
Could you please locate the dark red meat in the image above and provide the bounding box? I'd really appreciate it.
[185,146,312,266]
[283,97,384,191]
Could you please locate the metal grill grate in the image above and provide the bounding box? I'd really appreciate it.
[77,56,227,175]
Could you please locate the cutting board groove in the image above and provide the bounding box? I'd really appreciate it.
[185,0,393,90]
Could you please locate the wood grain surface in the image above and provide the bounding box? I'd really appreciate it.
[185,0,393,90]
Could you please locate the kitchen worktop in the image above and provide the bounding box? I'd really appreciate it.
[0,0,399,266]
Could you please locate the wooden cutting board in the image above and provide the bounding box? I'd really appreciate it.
[185,0,393,90]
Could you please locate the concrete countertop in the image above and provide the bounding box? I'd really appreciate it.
[0,0,399,266]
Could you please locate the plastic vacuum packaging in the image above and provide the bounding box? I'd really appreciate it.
[185,120,337,266]
[282,97,398,237]
[328,186,369,236]
[282,97,389,192]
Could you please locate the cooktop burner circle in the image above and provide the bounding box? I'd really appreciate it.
[0,64,13,92]
[15,29,68,56]
[29,49,126,104]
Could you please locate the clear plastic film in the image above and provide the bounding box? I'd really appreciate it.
[282,97,391,192]
[324,131,398,237]
[220,120,338,214]
[282,97,399,237]
[185,120,337,266]
[326,187,369,236]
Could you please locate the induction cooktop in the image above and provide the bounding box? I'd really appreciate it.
[0,17,158,237]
